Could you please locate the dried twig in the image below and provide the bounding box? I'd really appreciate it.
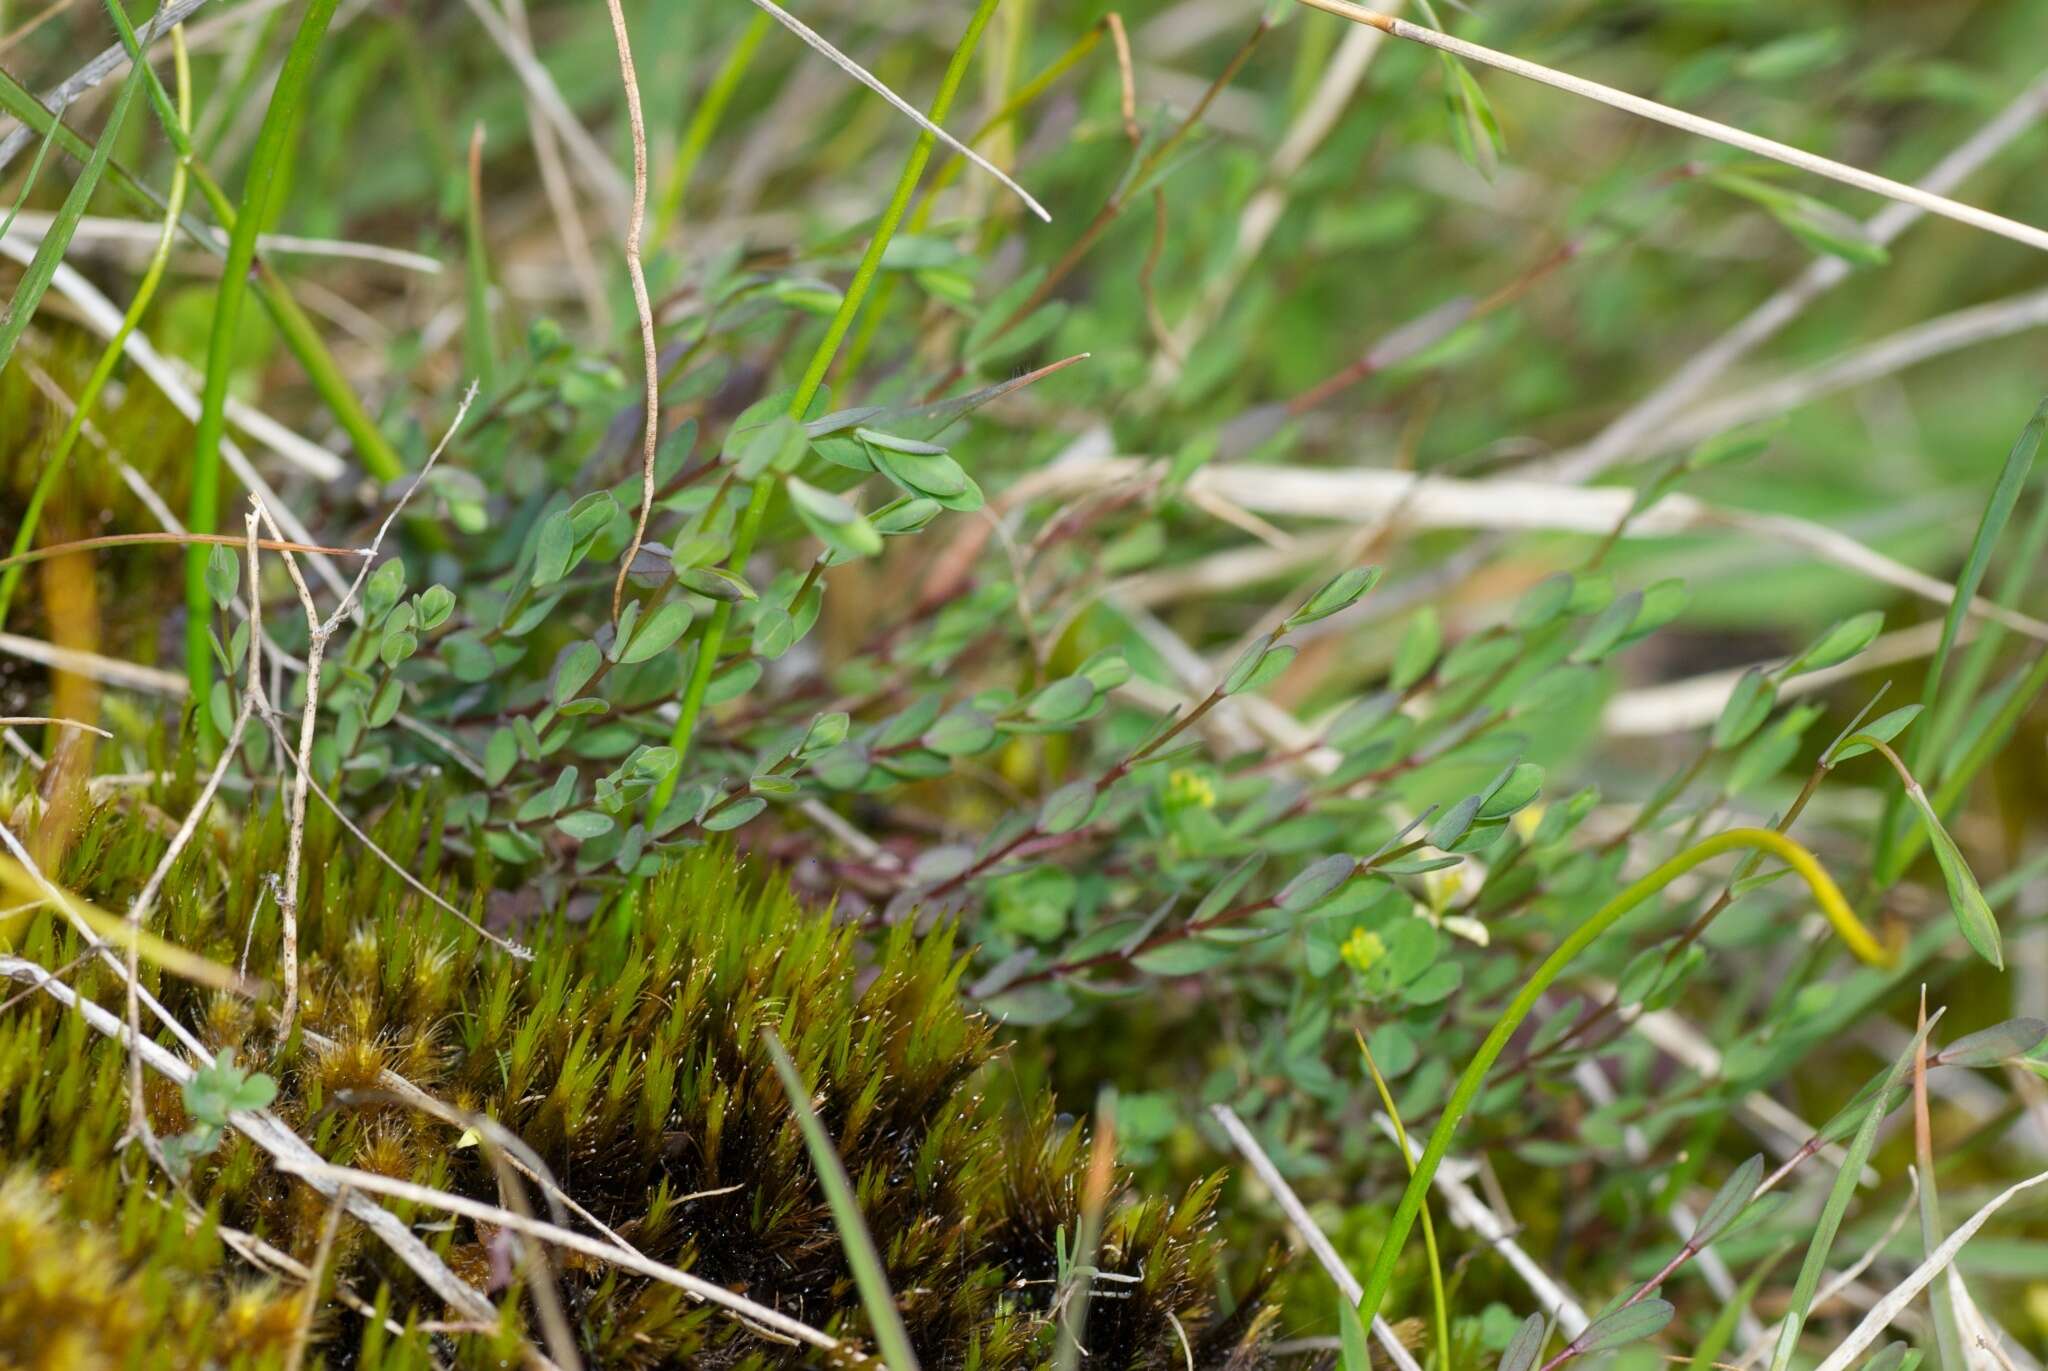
[0,953,502,1326]
[601,0,657,622]
[1299,0,2048,253]
[250,385,484,1039]
[1,209,442,273]
[124,503,266,1147]
[0,715,111,738]
[740,0,1050,221]
[1210,1105,1429,1371]
[1809,1168,2048,1371]
[269,1153,846,1355]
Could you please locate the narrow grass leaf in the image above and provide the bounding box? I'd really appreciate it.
[1768,1012,1939,1371]
[1339,1295,1372,1371]
[765,1029,920,1371]
[1685,1247,1786,1371]
[1879,399,2047,878]
[0,26,151,370]
[1936,1018,2048,1068]
[0,96,69,243]
[185,0,344,713]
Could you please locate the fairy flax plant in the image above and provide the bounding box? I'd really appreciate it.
[653,0,1010,805]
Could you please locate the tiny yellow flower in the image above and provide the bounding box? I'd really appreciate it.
[1512,802,1547,841]
[1167,768,1217,811]
[1422,862,1466,913]
[1341,927,1387,974]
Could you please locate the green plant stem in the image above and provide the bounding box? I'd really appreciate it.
[1360,1034,1450,1371]
[652,8,768,246]
[185,0,342,720]
[834,16,1109,381]
[1352,827,1887,1329]
[0,27,191,629]
[652,0,1003,810]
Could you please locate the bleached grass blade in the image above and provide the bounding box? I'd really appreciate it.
[1533,68,2048,486]
[1298,0,2048,255]
[1211,1104,1428,1371]
[742,0,1050,222]
[1812,1166,2048,1371]
[0,238,349,600]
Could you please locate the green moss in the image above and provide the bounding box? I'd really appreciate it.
[0,787,1266,1368]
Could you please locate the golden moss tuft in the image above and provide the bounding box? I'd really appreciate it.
[0,1167,302,1370]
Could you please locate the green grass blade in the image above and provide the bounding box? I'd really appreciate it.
[1685,1248,1784,1371]
[1766,1013,1939,1371]
[184,0,343,717]
[0,95,71,243]
[1361,1031,1451,1371]
[94,0,404,486]
[463,123,498,392]
[764,1029,920,1371]
[0,10,154,372]
[1927,468,2048,770]
[1928,646,2048,824]
[1353,827,1886,1330]
[0,66,176,224]
[1921,402,2041,694]
[654,0,1003,805]
[652,8,770,246]
[0,25,191,628]
[1876,399,2047,882]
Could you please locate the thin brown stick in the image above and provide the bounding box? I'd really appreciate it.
[0,531,363,572]
[603,0,658,623]
[125,503,265,1146]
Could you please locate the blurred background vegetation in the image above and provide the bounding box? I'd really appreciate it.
[4,0,2048,1364]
